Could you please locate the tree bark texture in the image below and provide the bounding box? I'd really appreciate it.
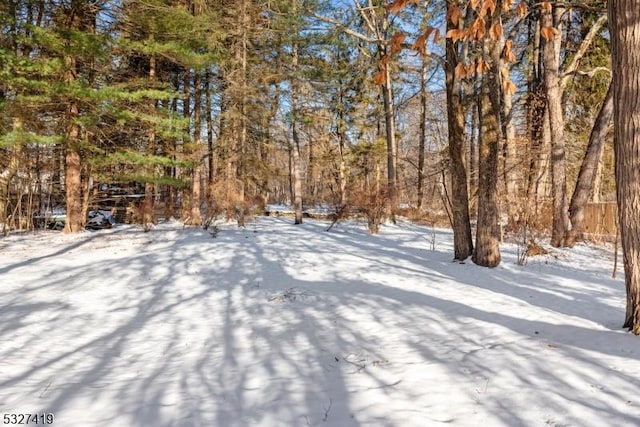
[608,2,640,333]
[444,7,473,259]
[473,78,501,268]
[64,57,83,234]
[291,0,303,224]
[502,75,518,228]
[417,60,427,210]
[473,13,502,268]
[566,82,613,246]
[381,63,398,213]
[542,5,570,247]
[143,56,157,231]
[189,70,203,226]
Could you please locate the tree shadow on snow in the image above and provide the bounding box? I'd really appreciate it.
[0,218,639,427]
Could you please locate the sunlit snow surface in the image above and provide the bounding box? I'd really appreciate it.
[1,217,639,426]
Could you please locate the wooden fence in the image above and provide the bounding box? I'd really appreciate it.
[583,202,617,240]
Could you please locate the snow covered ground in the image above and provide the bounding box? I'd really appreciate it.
[1,217,639,427]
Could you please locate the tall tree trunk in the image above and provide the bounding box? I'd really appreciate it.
[525,12,548,228]
[205,69,214,190]
[502,73,517,228]
[181,69,192,220]
[542,5,569,247]
[291,0,303,224]
[468,87,478,208]
[336,84,348,214]
[164,91,179,220]
[444,0,473,260]
[417,60,427,210]
[608,1,640,333]
[565,82,613,246]
[143,56,157,231]
[473,13,502,268]
[237,5,248,228]
[0,118,24,236]
[189,70,203,225]
[381,62,398,215]
[64,55,82,233]
[591,154,603,203]
[307,137,315,200]
[473,78,501,267]
[291,128,304,224]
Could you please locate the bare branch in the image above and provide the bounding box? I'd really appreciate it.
[310,11,379,44]
[353,0,379,38]
[569,66,612,78]
[560,14,607,89]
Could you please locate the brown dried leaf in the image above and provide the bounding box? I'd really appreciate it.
[412,27,436,56]
[389,32,406,56]
[503,0,514,11]
[447,5,463,27]
[501,66,510,80]
[516,1,528,18]
[480,0,496,17]
[477,57,490,74]
[445,28,468,43]
[412,33,429,56]
[502,39,517,62]
[490,22,503,40]
[541,1,552,12]
[470,17,486,40]
[541,26,559,41]
[470,0,481,10]
[504,79,517,95]
[373,70,386,85]
[455,62,467,79]
[387,0,408,14]
[433,28,442,43]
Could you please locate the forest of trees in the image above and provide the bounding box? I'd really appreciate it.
[2,2,639,327]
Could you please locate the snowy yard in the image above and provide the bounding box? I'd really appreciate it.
[1,217,639,427]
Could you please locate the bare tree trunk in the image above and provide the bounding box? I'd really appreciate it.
[143,56,157,231]
[307,137,315,200]
[336,88,348,214]
[469,87,478,209]
[608,1,640,333]
[181,69,192,221]
[473,17,502,268]
[292,128,304,224]
[80,163,91,227]
[291,0,303,224]
[205,69,215,206]
[0,118,24,235]
[64,56,83,233]
[565,82,613,246]
[542,5,570,247]
[236,0,248,227]
[444,2,473,259]
[417,60,427,210]
[525,16,546,224]
[502,75,518,228]
[164,91,179,220]
[592,154,603,203]
[189,70,203,226]
[381,63,398,215]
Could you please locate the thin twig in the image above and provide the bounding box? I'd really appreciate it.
[323,397,332,422]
